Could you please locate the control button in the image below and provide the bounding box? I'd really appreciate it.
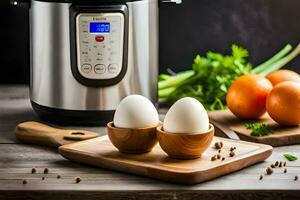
[95,36,105,42]
[108,63,118,73]
[94,64,106,74]
[81,64,92,74]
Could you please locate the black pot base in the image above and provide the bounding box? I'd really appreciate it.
[31,101,114,126]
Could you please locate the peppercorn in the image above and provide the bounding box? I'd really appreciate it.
[275,161,279,167]
[259,175,263,180]
[270,164,275,168]
[279,162,282,167]
[284,169,287,173]
[57,175,61,179]
[266,167,273,175]
[218,150,221,154]
[31,168,36,174]
[22,180,27,184]
[75,177,81,183]
[42,177,45,180]
[217,154,221,159]
[215,142,223,150]
[44,168,49,174]
[229,151,235,157]
[222,157,225,161]
[295,176,298,181]
[283,162,286,167]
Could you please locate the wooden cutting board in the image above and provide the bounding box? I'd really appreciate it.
[59,135,272,185]
[209,110,300,147]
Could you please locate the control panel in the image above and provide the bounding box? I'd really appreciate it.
[76,12,124,80]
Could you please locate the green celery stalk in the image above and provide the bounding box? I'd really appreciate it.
[159,87,176,98]
[159,74,171,81]
[252,44,292,74]
[158,70,194,89]
[259,43,300,76]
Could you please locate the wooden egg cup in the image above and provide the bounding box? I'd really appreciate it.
[107,122,158,154]
[157,124,215,159]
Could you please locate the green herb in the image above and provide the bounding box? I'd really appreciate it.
[158,43,300,110]
[283,153,298,161]
[244,123,273,137]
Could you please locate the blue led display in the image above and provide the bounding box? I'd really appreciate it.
[89,22,110,33]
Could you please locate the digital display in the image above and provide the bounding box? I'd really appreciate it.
[89,22,110,33]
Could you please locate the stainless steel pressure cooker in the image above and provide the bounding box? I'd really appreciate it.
[12,0,181,125]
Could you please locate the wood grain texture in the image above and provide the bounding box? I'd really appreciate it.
[1,86,300,199]
[209,110,300,146]
[58,135,272,184]
[0,143,300,199]
[107,122,158,153]
[15,121,99,147]
[156,124,214,159]
[1,191,300,200]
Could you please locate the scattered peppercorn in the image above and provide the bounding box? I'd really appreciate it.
[215,142,223,150]
[222,157,225,161]
[44,168,49,174]
[279,162,282,167]
[218,150,221,154]
[266,167,273,175]
[57,175,61,179]
[42,177,45,180]
[259,175,263,180]
[275,161,279,167]
[295,176,298,181]
[31,168,36,174]
[270,164,275,168]
[22,180,27,184]
[211,155,217,161]
[230,147,236,151]
[75,177,81,183]
[283,162,286,167]
[229,151,235,157]
[217,154,221,159]
[284,169,287,173]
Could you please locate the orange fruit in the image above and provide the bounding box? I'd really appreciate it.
[226,74,273,119]
[266,69,300,86]
[266,81,300,126]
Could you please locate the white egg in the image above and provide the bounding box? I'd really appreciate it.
[163,97,209,134]
[113,95,159,129]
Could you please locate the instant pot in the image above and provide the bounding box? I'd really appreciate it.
[11,0,181,125]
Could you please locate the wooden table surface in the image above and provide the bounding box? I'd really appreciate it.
[1,85,300,200]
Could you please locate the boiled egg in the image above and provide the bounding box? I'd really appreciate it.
[163,97,209,134]
[113,95,159,129]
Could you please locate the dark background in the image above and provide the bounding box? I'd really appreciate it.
[1,0,300,84]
